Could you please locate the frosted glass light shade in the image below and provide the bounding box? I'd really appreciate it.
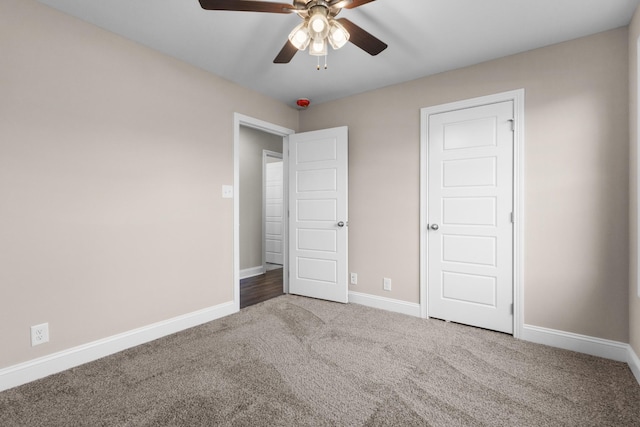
[308,7,329,40]
[288,22,310,50]
[328,20,350,49]
[309,38,327,56]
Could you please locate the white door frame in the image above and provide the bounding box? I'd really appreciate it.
[419,89,525,338]
[262,150,284,269]
[234,113,295,312]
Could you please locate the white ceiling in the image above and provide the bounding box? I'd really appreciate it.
[38,0,640,106]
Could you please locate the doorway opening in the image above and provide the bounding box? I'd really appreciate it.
[234,114,294,311]
[234,116,350,309]
[239,128,283,308]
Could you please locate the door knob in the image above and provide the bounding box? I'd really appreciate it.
[337,221,345,228]
[430,224,439,230]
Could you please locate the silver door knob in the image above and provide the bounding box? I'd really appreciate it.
[337,221,345,228]
[430,224,439,230]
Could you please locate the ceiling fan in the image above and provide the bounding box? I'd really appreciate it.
[198,0,388,68]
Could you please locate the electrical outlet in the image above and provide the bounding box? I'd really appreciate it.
[350,272,358,285]
[31,323,49,346]
[222,185,233,199]
[383,277,392,291]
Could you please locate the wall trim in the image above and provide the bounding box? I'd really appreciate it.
[629,345,640,385]
[636,37,640,299]
[521,324,629,362]
[0,300,237,393]
[349,291,421,318]
[3,302,637,391]
[240,266,266,280]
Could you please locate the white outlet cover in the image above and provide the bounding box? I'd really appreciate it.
[31,323,49,346]
[350,273,357,285]
[222,185,233,199]
[383,278,392,291]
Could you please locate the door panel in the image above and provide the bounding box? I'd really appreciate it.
[297,169,337,192]
[442,271,496,306]
[442,197,496,225]
[289,127,348,303]
[443,157,497,187]
[442,235,496,266]
[298,258,337,283]
[265,159,283,265]
[298,229,337,252]
[297,199,337,221]
[428,101,513,333]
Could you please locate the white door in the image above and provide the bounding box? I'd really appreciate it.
[289,126,348,303]
[427,101,514,333]
[265,157,283,265]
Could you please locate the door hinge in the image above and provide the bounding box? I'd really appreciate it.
[510,303,514,315]
[510,212,514,223]
[508,119,515,132]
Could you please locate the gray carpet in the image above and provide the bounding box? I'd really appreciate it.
[1,295,639,426]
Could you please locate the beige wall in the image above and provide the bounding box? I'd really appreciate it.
[629,7,640,357]
[239,126,283,270]
[299,28,630,342]
[0,0,297,368]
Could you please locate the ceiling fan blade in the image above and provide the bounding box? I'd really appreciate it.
[198,0,294,13]
[336,18,387,56]
[343,0,376,9]
[274,40,299,63]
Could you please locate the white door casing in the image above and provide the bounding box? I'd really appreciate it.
[289,126,349,303]
[264,152,284,265]
[423,97,519,334]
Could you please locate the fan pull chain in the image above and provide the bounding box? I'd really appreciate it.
[316,55,329,71]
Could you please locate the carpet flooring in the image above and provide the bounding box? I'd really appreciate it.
[1,295,639,426]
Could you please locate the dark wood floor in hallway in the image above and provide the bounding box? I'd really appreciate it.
[240,267,284,309]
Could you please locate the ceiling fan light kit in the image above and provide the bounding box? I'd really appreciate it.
[289,22,311,50]
[198,0,387,67]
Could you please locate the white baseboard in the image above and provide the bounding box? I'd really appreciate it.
[240,266,265,279]
[349,291,421,318]
[629,345,640,385]
[521,324,629,362]
[3,302,637,393]
[0,301,237,392]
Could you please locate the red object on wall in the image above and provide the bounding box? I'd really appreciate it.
[296,98,310,108]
